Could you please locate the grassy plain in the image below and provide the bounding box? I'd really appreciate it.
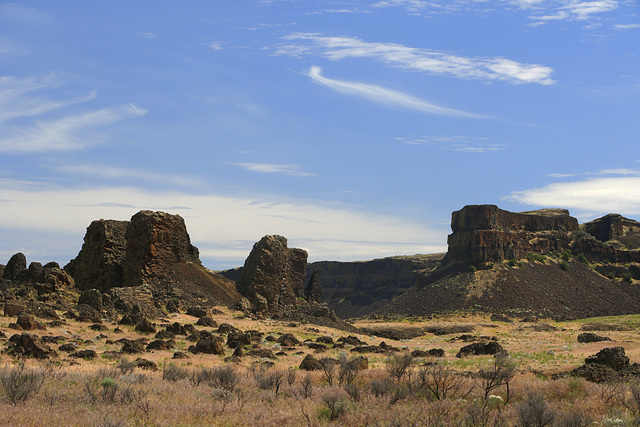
[2,308,640,426]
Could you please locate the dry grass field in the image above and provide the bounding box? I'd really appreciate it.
[2,308,640,426]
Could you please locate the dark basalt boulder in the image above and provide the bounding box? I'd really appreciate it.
[190,337,224,355]
[456,341,505,358]
[8,333,57,359]
[578,332,611,343]
[3,253,27,280]
[299,354,323,371]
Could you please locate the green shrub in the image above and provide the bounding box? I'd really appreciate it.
[468,265,477,273]
[526,253,546,263]
[623,273,633,283]
[561,249,572,261]
[559,261,569,271]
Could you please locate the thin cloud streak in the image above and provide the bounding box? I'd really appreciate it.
[307,66,483,118]
[0,104,147,153]
[228,162,316,177]
[280,34,555,85]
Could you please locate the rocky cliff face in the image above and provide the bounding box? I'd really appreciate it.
[66,211,240,310]
[446,205,579,264]
[236,235,307,314]
[65,220,128,292]
[122,210,200,287]
[305,254,443,318]
[583,214,640,251]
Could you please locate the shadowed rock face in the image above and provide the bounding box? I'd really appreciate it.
[447,205,579,264]
[65,220,128,292]
[583,214,640,250]
[237,235,308,314]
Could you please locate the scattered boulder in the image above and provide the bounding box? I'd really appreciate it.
[456,342,504,358]
[3,253,27,280]
[4,300,27,317]
[578,332,611,343]
[69,349,98,359]
[190,337,224,355]
[277,333,301,347]
[300,354,323,371]
[59,343,78,353]
[338,336,366,346]
[135,319,157,334]
[78,289,104,312]
[8,333,57,359]
[135,358,158,370]
[411,348,445,358]
[16,313,46,331]
[120,340,146,354]
[227,330,250,349]
[585,346,629,370]
[196,317,218,327]
[146,339,174,351]
[186,306,209,318]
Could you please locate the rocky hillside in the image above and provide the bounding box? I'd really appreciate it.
[305,205,640,320]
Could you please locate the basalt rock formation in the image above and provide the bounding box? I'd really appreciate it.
[65,210,241,315]
[446,205,579,264]
[236,235,308,314]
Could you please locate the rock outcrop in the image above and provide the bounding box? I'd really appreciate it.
[304,269,322,303]
[446,205,579,264]
[236,235,308,314]
[65,220,127,292]
[65,211,241,314]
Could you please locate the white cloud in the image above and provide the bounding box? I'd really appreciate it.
[528,0,618,24]
[615,23,640,29]
[279,34,555,85]
[227,162,316,177]
[307,66,484,117]
[0,104,147,153]
[395,135,505,152]
[0,180,448,267]
[505,176,640,217]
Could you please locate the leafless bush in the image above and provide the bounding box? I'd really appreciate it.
[388,384,409,406]
[555,409,594,427]
[600,379,625,406]
[386,352,413,383]
[415,363,467,400]
[162,362,189,382]
[344,383,362,402]
[256,367,285,397]
[516,393,556,427]
[210,365,240,392]
[321,391,348,421]
[0,364,45,403]
[116,358,136,375]
[622,381,640,423]
[287,367,296,386]
[370,377,393,397]
[478,352,517,403]
[320,358,338,386]
[301,374,313,398]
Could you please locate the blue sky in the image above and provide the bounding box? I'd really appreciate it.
[1,1,639,269]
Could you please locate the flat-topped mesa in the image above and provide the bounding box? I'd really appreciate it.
[447,205,579,264]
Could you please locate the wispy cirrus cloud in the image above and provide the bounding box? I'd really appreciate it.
[395,135,506,152]
[528,0,618,25]
[56,164,204,189]
[308,66,483,117]
[615,23,640,30]
[278,34,555,85]
[0,104,146,153]
[228,162,316,177]
[0,75,146,153]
